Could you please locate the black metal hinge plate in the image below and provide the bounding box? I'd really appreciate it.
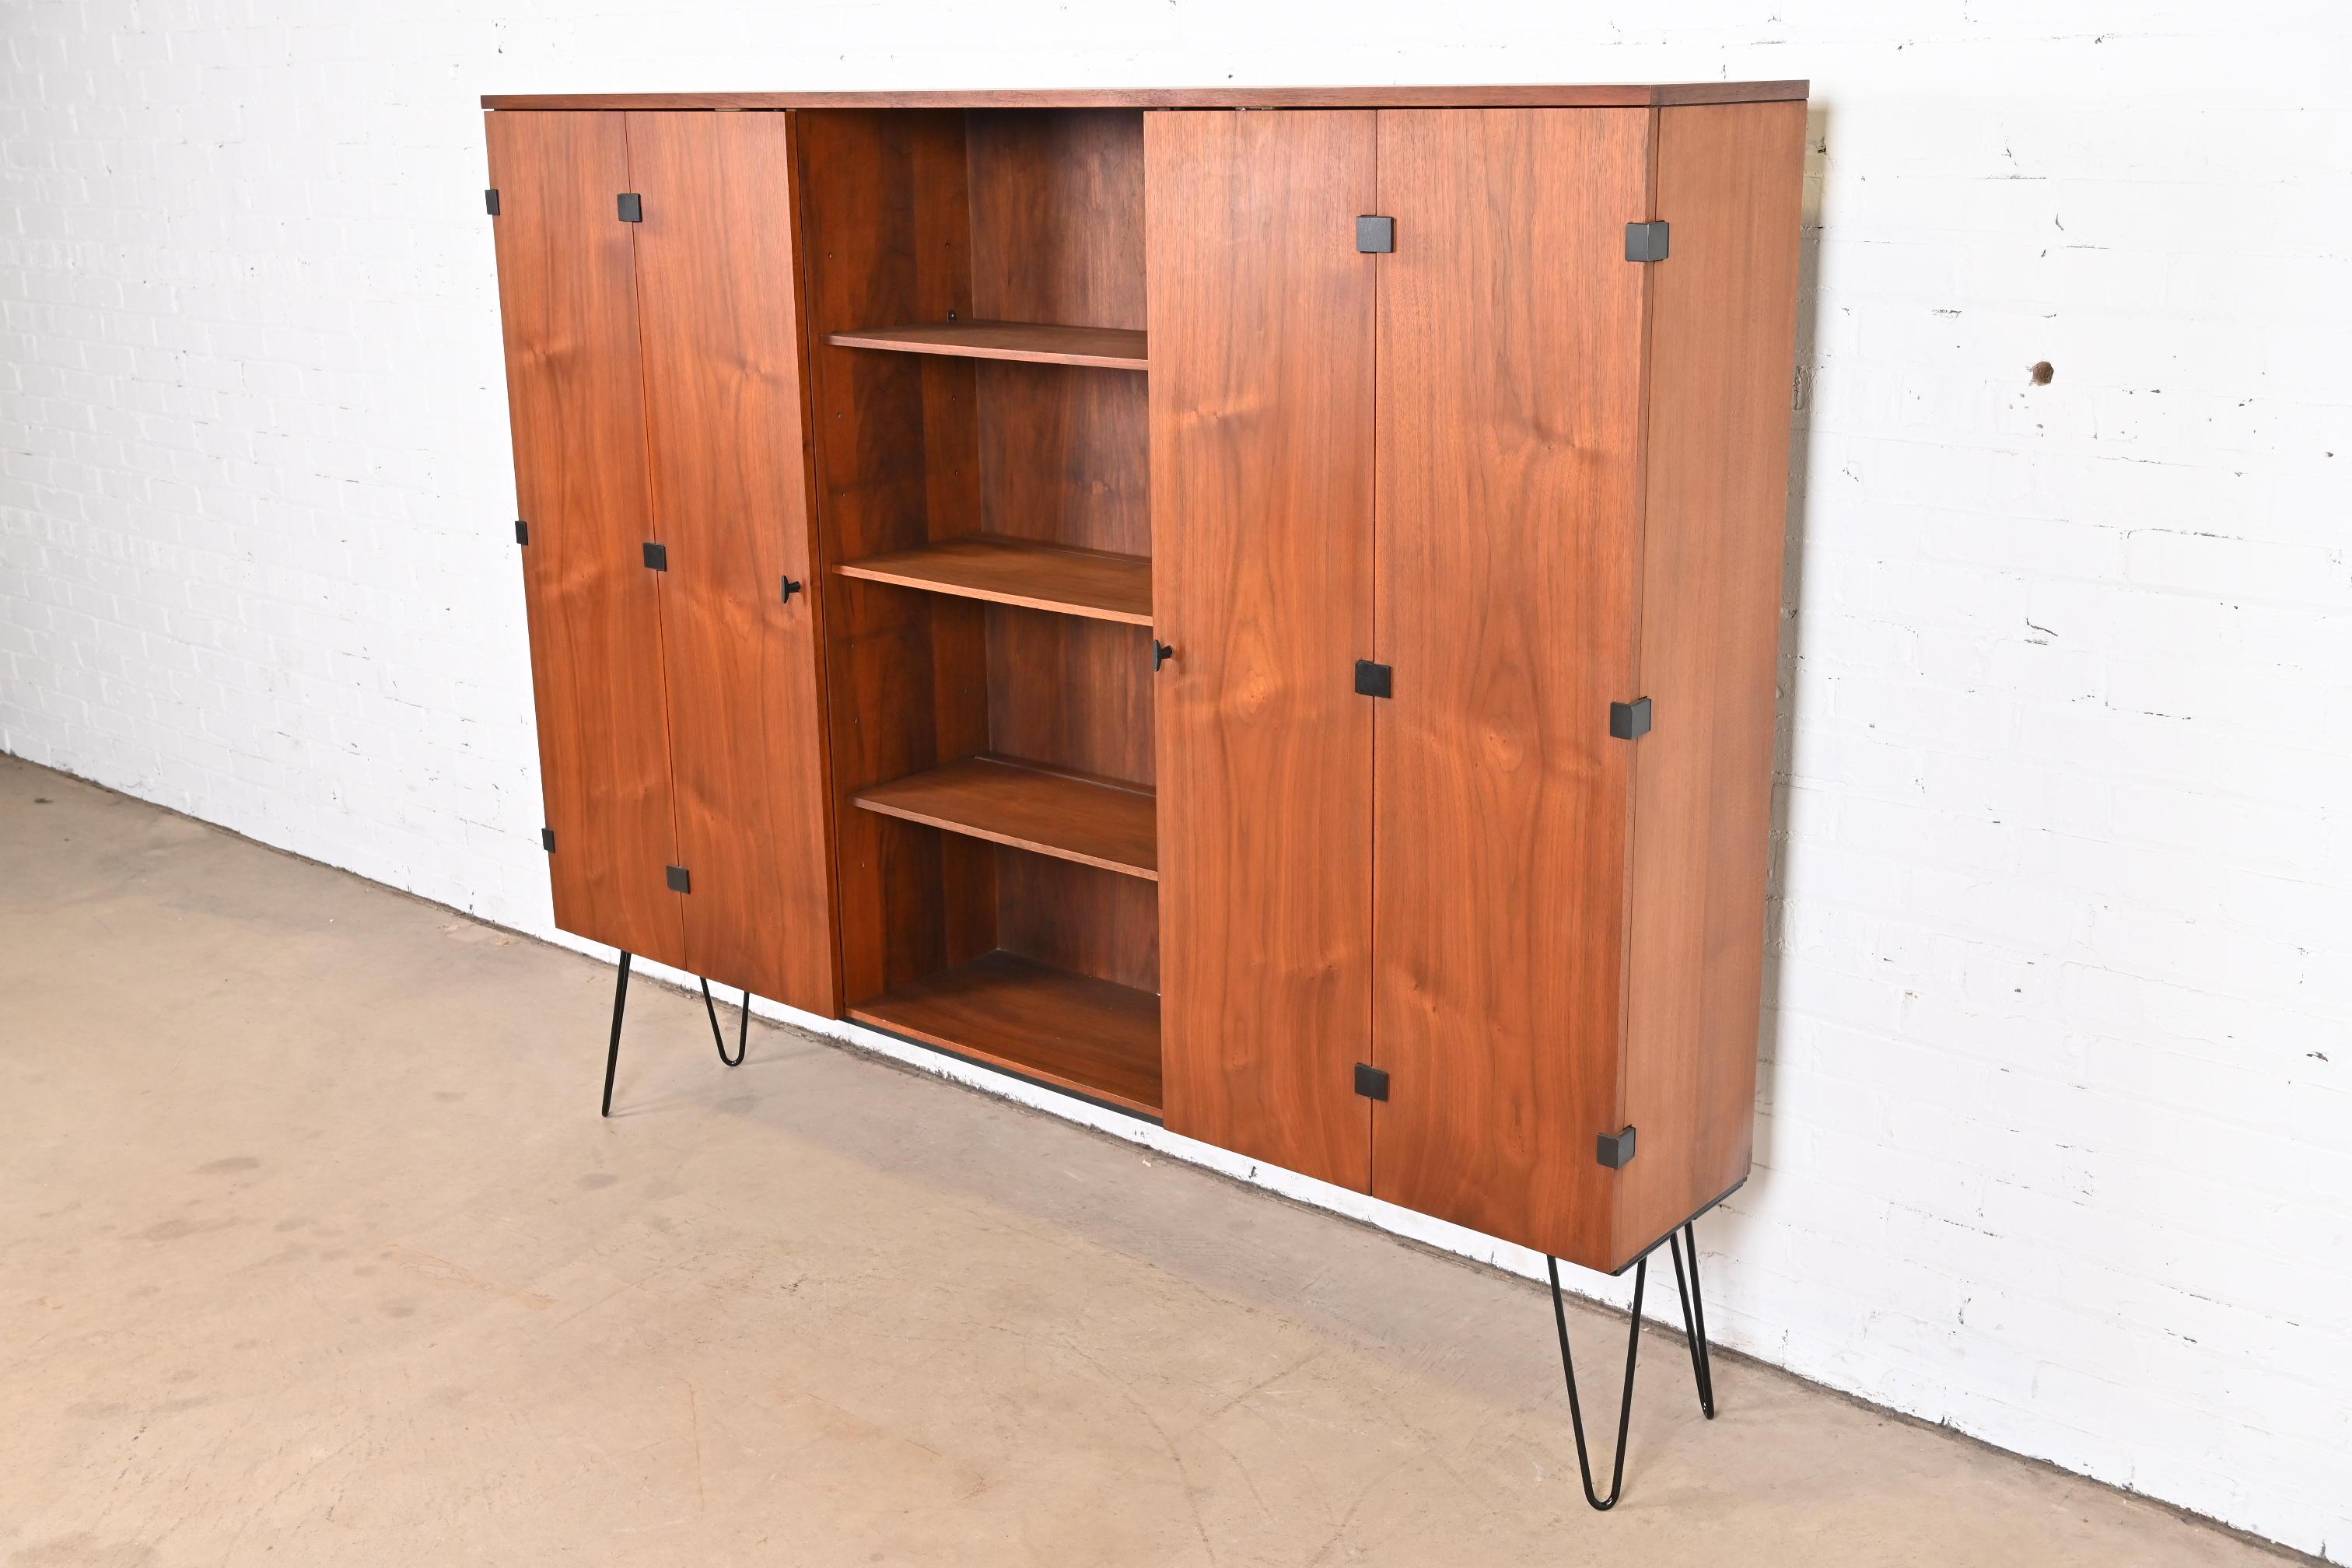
[642,542,667,571]
[1597,1125,1638,1168]
[1354,1063,1390,1101]
[618,192,643,223]
[1610,696,1653,740]
[1356,215,1395,253]
[666,864,691,894]
[1625,221,1670,263]
[1355,660,1392,698]
[541,827,555,852]
[514,519,528,545]
[485,187,500,216]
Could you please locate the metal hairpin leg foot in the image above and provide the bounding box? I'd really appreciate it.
[699,978,750,1067]
[1668,1223,1716,1419]
[1545,1221,1718,1511]
[600,951,633,1118]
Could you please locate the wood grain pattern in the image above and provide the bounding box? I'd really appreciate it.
[483,110,687,969]
[849,949,1163,1116]
[796,110,989,1003]
[485,83,1809,111]
[1148,110,1377,1192]
[835,535,1152,625]
[1369,108,1653,1269]
[968,110,1150,561]
[985,608,1155,786]
[826,320,1147,369]
[1612,101,1807,1265]
[853,754,1157,879]
[625,109,840,1015]
[994,851,1160,994]
[803,108,1159,1014]
[968,104,1158,850]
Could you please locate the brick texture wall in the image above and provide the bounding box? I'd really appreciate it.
[2,3,2346,1556]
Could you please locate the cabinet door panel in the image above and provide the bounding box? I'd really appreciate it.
[626,110,840,1014]
[1149,110,1376,1188]
[1370,109,1650,1267]
[485,110,684,966]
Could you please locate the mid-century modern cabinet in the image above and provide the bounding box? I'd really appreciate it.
[485,86,1805,1499]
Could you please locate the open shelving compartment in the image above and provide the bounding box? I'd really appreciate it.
[800,105,1164,1118]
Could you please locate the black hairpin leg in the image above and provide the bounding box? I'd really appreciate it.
[699,978,750,1067]
[1545,1222,1718,1511]
[600,951,632,1118]
[1668,1224,1717,1418]
[1547,1252,1648,1511]
[599,957,751,1117]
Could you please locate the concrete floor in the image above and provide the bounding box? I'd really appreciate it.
[0,753,2301,1567]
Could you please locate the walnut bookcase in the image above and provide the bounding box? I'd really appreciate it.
[485,83,1807,1505]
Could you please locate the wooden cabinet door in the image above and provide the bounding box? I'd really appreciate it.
[485,110,686,968]
[1148,110,1377,1188]
[625,111,840,1015]
[1368,109,1652,1268]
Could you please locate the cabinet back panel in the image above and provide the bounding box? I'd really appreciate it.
[1369,107,1650,1269]
[968,112,1150,558]
[965,110,1146,327]
[975,362,1149,557]
[996,849,1160,993]
[985,607,1155,785]
[484,109,686,968]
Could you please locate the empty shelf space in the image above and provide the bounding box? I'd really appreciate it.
[835,535,1153,625]
[849,951,1163,1116]
[825,320,1148,370]
[853,754,1157,880]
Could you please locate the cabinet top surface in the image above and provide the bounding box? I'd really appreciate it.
[481,82,1808,111]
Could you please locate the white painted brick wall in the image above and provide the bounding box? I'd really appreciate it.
[3,2,2347,1556]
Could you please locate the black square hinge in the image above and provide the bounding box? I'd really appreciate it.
[540,827,555,852]
[617,192,643,223]
[1356,215,1395,254]
[1597,1125,1637,1168]
[1609,696,1653,740]
[1354,1063,1390,1101]
[642,541,667,571]
[1625,221,1670,263]
[485,187,500,217]
[513,519,528,545]
[665,864,691,894]
[1355,660,1392,698]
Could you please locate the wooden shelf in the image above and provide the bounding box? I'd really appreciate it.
[852,754,1156,880]
[836,535,1152,625]
[825,320,1148,370]
[849,951,1162,1115]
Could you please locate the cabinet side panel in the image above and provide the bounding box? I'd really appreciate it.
[1147,110,1376,1190]
[796,110,990,1003]
[485,110,685,967]
[1370,108,1650,1269]
[1615,100,1806,1262]
[625,110,842,1015]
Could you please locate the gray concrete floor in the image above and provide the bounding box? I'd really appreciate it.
[0,752,2302,1566]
